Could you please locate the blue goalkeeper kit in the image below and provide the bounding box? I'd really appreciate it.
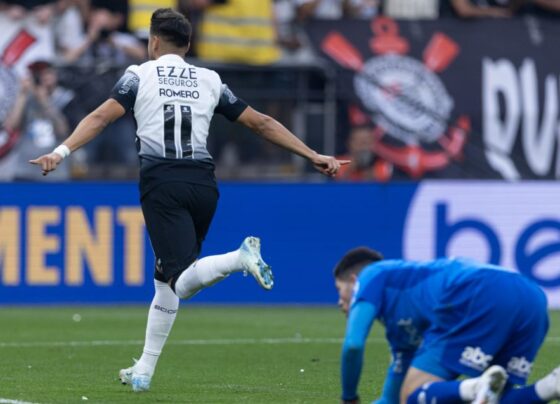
[341,258,549,402]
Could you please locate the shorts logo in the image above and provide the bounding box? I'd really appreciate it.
[507,356,533,378]
[460,346,493,371]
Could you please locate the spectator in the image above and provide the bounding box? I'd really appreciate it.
[335,126,392,181]
[52,2,144,179]
[0,1,28,20]
[0,1,58,180]
[274,0,316,62]
[0,1,57,77]
[5,62,70,181]
[90,0,129,26]
[292,0,378,65]
[53,0,87,62]
[195,0,281,65]
[275,0,301,52]
[63,3,146,64]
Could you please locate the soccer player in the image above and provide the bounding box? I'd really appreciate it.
[333,247,560,404]
[30,8,348,392]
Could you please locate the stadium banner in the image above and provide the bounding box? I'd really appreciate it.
[0,182,559,307]
[306,17,560,180]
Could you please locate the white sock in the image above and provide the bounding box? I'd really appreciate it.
[174,251,241,299]
[535,368,559,401]
[135,280,179,376]
[459,377,480,401]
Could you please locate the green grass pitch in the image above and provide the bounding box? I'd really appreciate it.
[0,307,558,403]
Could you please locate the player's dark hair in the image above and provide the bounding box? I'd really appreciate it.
[150,8,192,48]
[333,247,383,279]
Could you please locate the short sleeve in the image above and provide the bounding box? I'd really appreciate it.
[110,67,140,111]
[214,84,248,122]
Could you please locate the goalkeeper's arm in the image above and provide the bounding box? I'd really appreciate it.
[340,300,377,403]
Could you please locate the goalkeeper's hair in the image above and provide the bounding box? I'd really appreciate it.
[150,8,191,48]
[333,247,383,279]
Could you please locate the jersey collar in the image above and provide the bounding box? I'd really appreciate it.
[157,54,186,63]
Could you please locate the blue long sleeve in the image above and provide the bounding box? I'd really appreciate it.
[376,350,413,403]
[378,371,404,404]
[341,301,376,401]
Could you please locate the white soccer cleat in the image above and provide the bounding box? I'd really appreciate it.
[131,373,151,392]
[472,365,508,404]
[554,366,560,399]
[542,365,560,400]
[239,236,274,290]
[118,359,136,385]
[119,359,151,392]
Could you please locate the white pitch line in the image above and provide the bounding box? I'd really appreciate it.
[0,336,559,349]
[0,399,40,404]
[0,337,345,348]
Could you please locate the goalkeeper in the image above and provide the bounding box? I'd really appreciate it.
[334,247,559,404]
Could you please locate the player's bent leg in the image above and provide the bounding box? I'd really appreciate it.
[403,366,508,404]
[174,252,237,299]
[501,384,548,404]
[502,365,560,403]
[119,279,179,392]
[174,236,273,299]
[497,288,551,403]
[401,367,445,403]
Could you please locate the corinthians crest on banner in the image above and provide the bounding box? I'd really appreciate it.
[310,17,470,178]
[307,17,560,180]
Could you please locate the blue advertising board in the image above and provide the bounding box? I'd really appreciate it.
[0,182,559,307]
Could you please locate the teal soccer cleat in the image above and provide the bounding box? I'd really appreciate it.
[239,236,274,290]
[119,360,151,392]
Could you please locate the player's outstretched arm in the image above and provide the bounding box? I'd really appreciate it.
[341,300,377,404]
[29,99,125,176]
[236,107,349,177]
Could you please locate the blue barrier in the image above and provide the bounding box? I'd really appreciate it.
[1,182,559,306]
[0,182,415,304]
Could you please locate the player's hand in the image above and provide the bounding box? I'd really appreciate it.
[310,153,350,177]
[29,153,63,176]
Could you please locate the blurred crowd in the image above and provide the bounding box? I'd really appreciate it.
[0,0,557,182]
